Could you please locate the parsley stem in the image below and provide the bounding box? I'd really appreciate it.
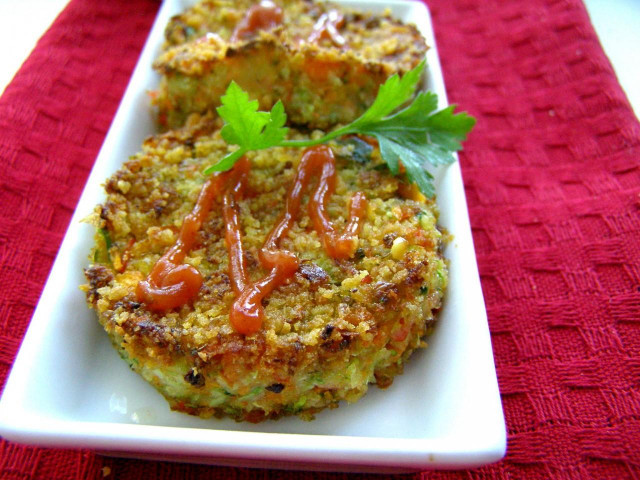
[280,126,354,148]
[278,139,320,148]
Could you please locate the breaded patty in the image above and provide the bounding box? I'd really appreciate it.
[152,0,427,129]
[83,114,447,422]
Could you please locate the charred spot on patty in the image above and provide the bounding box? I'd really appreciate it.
[298,262,330,290]
[320,324,334,340]
[266,383,285,393]
[85,265,113,290]
[184,368,206,387]
[374,281,399,305]
[383,233,397,248]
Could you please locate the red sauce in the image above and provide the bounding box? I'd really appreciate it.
[139,146,367,336]
[308,9,346,46]
[135,161,245,311]
[228,145,367,334]
[231,0,283,43]
[117,237,136,273]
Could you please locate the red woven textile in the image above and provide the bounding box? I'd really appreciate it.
[1,0,639,478]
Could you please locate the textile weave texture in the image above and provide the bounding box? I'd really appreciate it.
[1,0,639,478]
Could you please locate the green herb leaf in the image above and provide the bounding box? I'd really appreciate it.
[351,59,425,127]
[346,89,474,192]
[217,81,269,147]
[205,61,475,197]
[205,82,288,174]
[260,100,289,146]
[424,105,477,155]
[377,136,435,197]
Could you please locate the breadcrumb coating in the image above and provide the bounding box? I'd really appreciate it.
[152,0,427,129]
[83,114,447,421]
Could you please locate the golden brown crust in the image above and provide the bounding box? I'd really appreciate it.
[152,0,427,129]
[83,114,447,421]
[158,1,426,74]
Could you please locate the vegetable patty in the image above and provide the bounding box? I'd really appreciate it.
[83,113,448,421]
[153,0,427,129]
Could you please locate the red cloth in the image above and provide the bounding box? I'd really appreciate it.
[1,0,639,478]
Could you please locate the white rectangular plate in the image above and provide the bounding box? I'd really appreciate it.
[0,0,505,472]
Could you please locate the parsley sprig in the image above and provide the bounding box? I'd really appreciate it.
[204,60,475,197]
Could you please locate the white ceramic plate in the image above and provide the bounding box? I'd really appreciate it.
[0,0,505,472]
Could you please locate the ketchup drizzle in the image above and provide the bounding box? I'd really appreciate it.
[138,146,367,335]
[136,158,250,311]
[231,0,284,43]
